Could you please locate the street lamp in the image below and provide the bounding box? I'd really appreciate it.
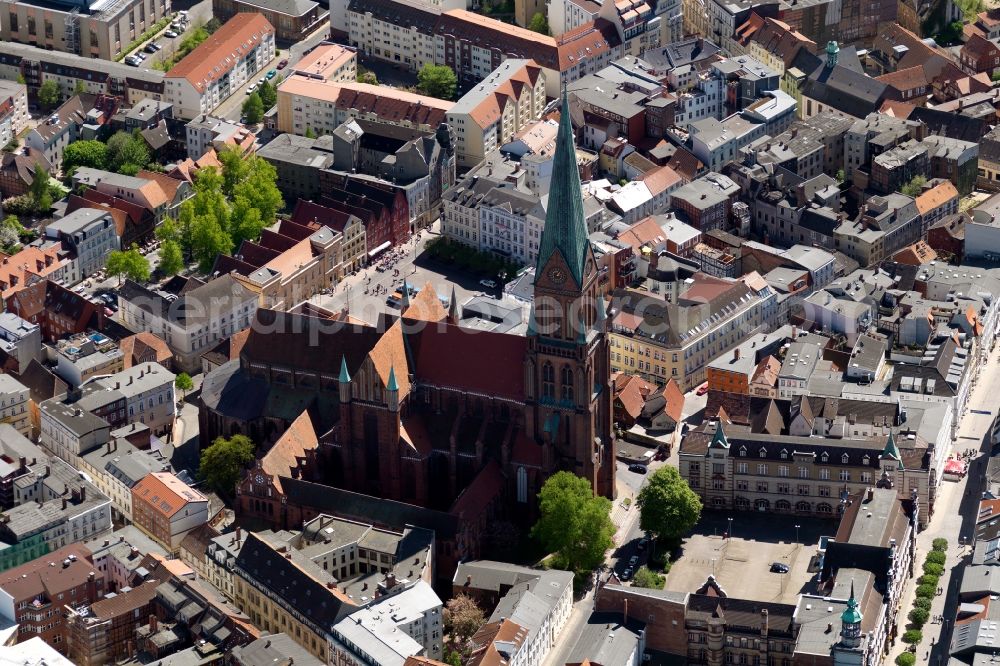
[795,524,801,544]
[727,517,733,540]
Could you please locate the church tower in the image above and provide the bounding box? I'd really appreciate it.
[525,88,615,499]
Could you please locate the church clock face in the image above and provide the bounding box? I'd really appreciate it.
[548,267,566,284]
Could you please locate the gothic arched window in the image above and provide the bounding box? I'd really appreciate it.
[542,363,555,399]
[561,365,574,402]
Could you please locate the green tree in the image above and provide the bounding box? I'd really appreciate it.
[900,174,927,197]
[925,551,946,565]
[191,214,233,272]
[528,11,549,34]
[914,597,933,611]
[923,562,944,577]
[631,565,665,589]
[106,244,151,285]
[442,650,462,666]
[106,131,150,175]
[257,80,277,109]
[932,538,949,551]
[62,140,109,175]
[417,64,458,100]
[230,156,283,229]
[0,216,20,254]
[901,630,922,644]
[357,69,378,85]
[531,471,614,572]
[836,168,846,183]
[918,574,939,588]
[74,80,86,95]
[30,167,52,212]
[38,80,61,110]
[636,466,702,546]
[908,607,929,627]
[242,92,264,124]
[198,434,255,496]
[175,372,194,399]
[896,653,916,666]
[159,239,185,276]
[915,584,935,598]
[304,127,317,139]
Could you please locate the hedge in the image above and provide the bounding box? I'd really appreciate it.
[913,597,933,611]
[896,653,916,666]
[915,584,936,598]
[922,562,944,577]
[932,538,948,552]
[925,551,946,566]
[909,607,929,627]
[902,629,923,644]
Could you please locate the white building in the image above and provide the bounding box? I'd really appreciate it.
[118,275,258,373]
[0,80,29,149]
[548,0,600,37]
[163,13,275,119]
[446,59,547,169]
[96,362,176,436]
[39,396,112,464]
[0,312,41,372]
[330,581,444,665]
[0,374,30,437]
[43,209,120,284]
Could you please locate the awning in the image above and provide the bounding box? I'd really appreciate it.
[368,241,391,257]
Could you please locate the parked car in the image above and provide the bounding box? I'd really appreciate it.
[164,30,178,38]
[124,57,140,66]
[628,464,647,474]
[628,555,639,567]
[696,382,709,396]
[277,59,289,69]
[143,43,158,53]
[246,84,258,94]
[637,537,649,551]
[770,562,789,573]
[479,279,497,289]
[266,69,277,79]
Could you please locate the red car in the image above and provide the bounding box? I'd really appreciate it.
[696,382,709,396]
[276,59,289,70]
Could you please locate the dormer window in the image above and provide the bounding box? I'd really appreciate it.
[739,447,747,457]
[780,449,788,459]
[821,452,829,463]
[759,448,767,458]
[862,455,870,465]
[842,453,850,464]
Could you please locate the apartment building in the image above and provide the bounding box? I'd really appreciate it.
[276,78,453,137]
[95,363,175,437]
[0,312,41,374]
[164,13,276,119]
[0,544,105,652]
[0,81,29,149]
[215,219,343,309]
[131,472,208,552]
[39,395,112,464]
[680,421,932,527]
[330,582,444,664]
[345,0,622,97]
[609,274,774,390]
[0,42,165,107]
[447,59,546,169]
[669,172,740,231]
[80,439,169,522]
[213,0,325,42]
[833,193,921,267]
[233,532,357,662]
[25,94,111,169]
[118,274,258,373]
[0,0,171,61]
[43,209,119,285]
[290,200,367,273]
[0,374,30,438]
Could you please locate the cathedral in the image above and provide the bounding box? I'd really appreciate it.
[201,91,616,530]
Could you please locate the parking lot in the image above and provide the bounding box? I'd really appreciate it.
[663,512,830,603]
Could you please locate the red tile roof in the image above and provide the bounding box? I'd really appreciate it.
[166,14,275,93]
[408,324,527,401]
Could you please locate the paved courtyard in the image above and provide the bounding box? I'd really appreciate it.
[664,512,831,604]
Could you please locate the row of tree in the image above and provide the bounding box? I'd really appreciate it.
[157,149,283,274]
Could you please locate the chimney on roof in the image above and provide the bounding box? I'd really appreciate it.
[867,487,874,502]
[733,347,740,361]
[62,497,67,510]
[149,614,158,633]
[236,527,242,542]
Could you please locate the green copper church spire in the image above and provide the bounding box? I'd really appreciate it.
[882,432,903,469]
[535,87,590,286]
[339,355,351,383]
[841,581,862,624]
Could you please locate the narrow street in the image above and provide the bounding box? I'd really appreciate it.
[887,344,1000,666]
